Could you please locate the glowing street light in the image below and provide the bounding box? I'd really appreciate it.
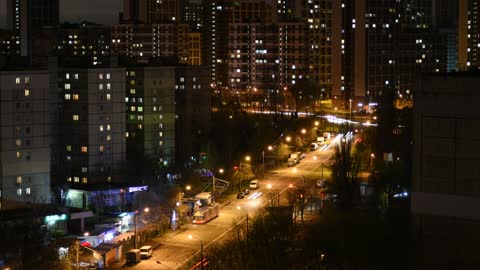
[286,136,292,143]
[245,155,251,162]
[218,168,224,174]
[188,235,205,270]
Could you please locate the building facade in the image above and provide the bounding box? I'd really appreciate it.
[0,70,52,205]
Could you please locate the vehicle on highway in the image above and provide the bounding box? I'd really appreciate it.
[310,143,319,151]
[140,246,153,259]
[193,204,219,224]
[126,249,141,265]
[249,180,259,189]
[237,192,245,199]
[323,132,331,141]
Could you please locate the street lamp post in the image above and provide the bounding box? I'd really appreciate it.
[134,207,149,249]
[262,150,265,179]
[188,235,205,270]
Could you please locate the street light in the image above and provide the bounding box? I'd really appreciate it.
[245,155,251,162]
[218,168,224,174]
[262,145,273,179]
[236,206,249,238]
[188,235,205,270]
[285,136,292,143]
[133,207,149,249]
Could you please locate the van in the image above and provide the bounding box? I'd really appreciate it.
[139,245,153,259]
[249,180,259,189]
[125,249,141,265]
[287,157,297,167]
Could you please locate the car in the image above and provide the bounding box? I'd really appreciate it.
[139,246,153,259]
[243,188,250,195]
[237,192,245,199]
[310,143,319,151]
[300,153,307,159]
[249,180,259,189]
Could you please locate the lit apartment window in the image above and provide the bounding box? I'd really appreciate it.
[138,107,143,112]
[107,125,111,131]
[106,83,111,90]
[98,73,103,79]
[17,188,22,196]
[16,176,22,184]
[65,83,71,90]
[99,125,104,131]
[74,73,79,79]
[81,167,88,173]
[99,83,103,90]
[67,177,72,182]
[130,106,136,112]
[65,94,71,100]
[159,132,163,137]
[129,71,135,76]
[73,94,79,100]
[106,94,111,100]
[130,89,136,94]
[16,151,21,158]
[73,114,79,121]
[66,145,72,152]
[24,77,30,84]
[24,89,30,96]
[65,73,70,79]
[99,145,104,152]
[82,177,88,183]
[106,73,111,79]
[159,140,163,146]
[106,135,111,142]
[26,187,31,194]
[81,146,88,153]
[16,139,21,146]
[74,176,80,182]
[130,80,135,85]
[15,77,20,84]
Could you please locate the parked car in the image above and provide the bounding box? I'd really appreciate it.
[249,180,259,189]
[237,192,245,199]
[243,188,250,195]
[310,143,319,151]
[140,246,153,259]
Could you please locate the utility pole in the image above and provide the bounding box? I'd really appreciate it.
[262,150,265,179]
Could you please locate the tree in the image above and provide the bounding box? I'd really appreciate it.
[232,164,255,191]
[274,143,290,165]
[330,138,361,207]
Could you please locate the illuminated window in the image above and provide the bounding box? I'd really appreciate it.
[99,83,103,90]
[26,187,31,194]
[159,132,163,137]
[24,77,30,84]
[81,167,87,173]
[65,93,71,100]
[99,125,104,131]
[66,145,72,152]
[81,146,88,153]
[16,139,21,146]
[16,176,22,184]
[106,83,111,90]
[16,151,21,158]
[67,177,72,182]
[106,73,111,79]
[82,177,88,183]
[17,188,22,196]
[74,73,79,79]
[106,135,111,142]
[65,83,71,90]
[130,89,136,94]
[73,114,79,121]
[106,94,111,100]
[99,145,104,152]
[107,125,111,131]
[73,94,79,100]
[138,107,143,112]
[15,77,20,84]
[65,73,70,79]
[74,176,80,182]
[98,73,103,79]
[130,80,135,85]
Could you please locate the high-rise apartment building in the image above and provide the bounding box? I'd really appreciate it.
[0,70,52,206]
[122,0,182,24]
[6,0,59,57]
[458,0,480,70]
[412,73,480,268]
[50,58,127,186]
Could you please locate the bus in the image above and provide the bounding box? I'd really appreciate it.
[192,204,219,224]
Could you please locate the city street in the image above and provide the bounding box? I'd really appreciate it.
[108,142,334,270]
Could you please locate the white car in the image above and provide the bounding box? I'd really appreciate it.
[316,179,325,188]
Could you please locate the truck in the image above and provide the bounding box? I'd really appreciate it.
[126,249,141,265]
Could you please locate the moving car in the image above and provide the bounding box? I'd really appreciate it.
[310,143,319,151]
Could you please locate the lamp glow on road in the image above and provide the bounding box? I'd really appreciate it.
[313,156,317,160]
[292,168,298,173]
[267,184,272,189]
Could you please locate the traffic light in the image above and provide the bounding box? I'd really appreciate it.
[233,165,239,171]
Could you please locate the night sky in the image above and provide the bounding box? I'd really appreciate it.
[0,0,121,28]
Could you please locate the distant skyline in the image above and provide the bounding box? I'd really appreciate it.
[0,0,121,28]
